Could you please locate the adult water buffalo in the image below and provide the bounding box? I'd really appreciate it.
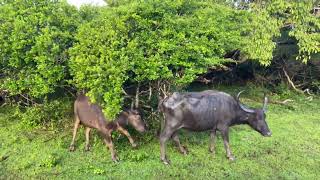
[69,94,147,162]
[159,90,271,165]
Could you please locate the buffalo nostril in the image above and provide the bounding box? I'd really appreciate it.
[266,132,272,137]
[139,127,146,133]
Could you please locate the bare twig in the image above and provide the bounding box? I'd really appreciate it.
[282,67,304,94]
[241,97,294,107]
[138,90,150,95]
[135,83,140,108]
[196,77,211,84]
[272,99,294,105]
[141,104,153,109]
[122,88,134,99]
[62,87,76,98]
[303,89,312,96]
[122,88,129,96]
[159,85,167,98]
[20,94,39,106]
[296,82,310,88]
[157,81,161,101]
[148,84,152,101]
[306,96,313,101]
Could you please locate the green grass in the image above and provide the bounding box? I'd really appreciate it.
[1,88,320,179]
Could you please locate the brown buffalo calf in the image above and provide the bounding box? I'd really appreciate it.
[69,94,146,162]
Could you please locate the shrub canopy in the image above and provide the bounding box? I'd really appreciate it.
[0,0,79,98]
[70,0,278,117]
[1,0,319,119]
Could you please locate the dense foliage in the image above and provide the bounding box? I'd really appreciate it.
[0,0,79,98]
[0,0,319,122]
[69,0,278,117]
[253,0,320,62]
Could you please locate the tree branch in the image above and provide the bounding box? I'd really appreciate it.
[282,67,304,94]
[20,94,39,106]
[135,83,140,108]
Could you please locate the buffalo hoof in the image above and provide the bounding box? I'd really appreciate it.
[180,147,188,155]
[161,157,171,165]
[132,143,138,148]
[112,156,120,163]
[228,156,236,161]
[181,150,188,156]
[69,145,75,152]
[209,147,215,154]
[85,146,91,151]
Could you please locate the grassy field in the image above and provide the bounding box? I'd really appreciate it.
[1,87,320,179]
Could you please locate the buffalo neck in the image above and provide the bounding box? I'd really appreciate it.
[115,112,129,127]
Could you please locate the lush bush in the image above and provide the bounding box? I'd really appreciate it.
[69,0,278,118]
[234,0,320,62]
[0,0,319,124]
[13,98,73,128]
[268,0,320,62]
[0,0,80,98]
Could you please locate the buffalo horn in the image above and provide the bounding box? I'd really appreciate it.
[263,96,268,112]
[237,90,255,113]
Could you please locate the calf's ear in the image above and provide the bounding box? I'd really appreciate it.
[122,111,129,116]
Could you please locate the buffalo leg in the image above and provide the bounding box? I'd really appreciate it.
[85,127,91,151]
[100,131,119,162]
[172,132,187,155]
[221,129,235,161]
[69,115,80,151]
[117,126,137,148]
[160,126,175,165]
[209,129,216,153]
